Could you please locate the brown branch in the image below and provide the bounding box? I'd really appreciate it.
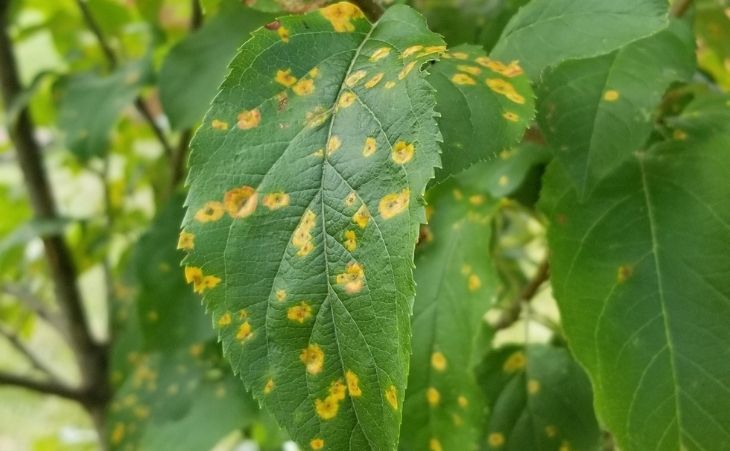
[352,0,383,21]
[0,371,87,402]
[671,0,693,18]
[495,259,550,330]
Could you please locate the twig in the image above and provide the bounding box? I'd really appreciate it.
[0,327,62,382]
[0,371,86,402]
[671,0,693,18]
[0,284,66,334]
[75,0,174,159]
[495,259,550,330]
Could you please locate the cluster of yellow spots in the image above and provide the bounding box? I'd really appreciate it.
[327,135,342,155]
[184,266,221,294]
[224,185,258,218]
[287,301,313,323]
[306,106,330,128]
[310,438,325,450]
[488,432,505,448]
[476,56,524,78]
[292,209,317,256]
[195,201,225,222]
[343,230,357,252]
[211,119,229,130]
[429,438,443,451]
[486,78,525,104]
[426,387,441,406]
[503,351,526,373]
[262,192,290,210]
[385,384,398,410]
[300,344,324,374]
[391,140,415,164]
[275,68,297,87]
[314,370,363,420]
[370,47,391,62]
[238,108,261,129]
[320,2,364,32]
[459,263,481,292]
[452,73,476,85]
[353,204,370,228]
[217,311,232,327]
[336,262,365,294]
[399,61,417,80]
[362,137,377,157]
[264,378,275,394]
[177,231,194,250]
[603,89,620,102]
[338,90,357,109]
[527,378,540,395]
[364,72,384,89]
[379,189,410,219]
[431,352,447,371]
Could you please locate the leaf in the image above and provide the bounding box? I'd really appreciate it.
[158,2,275,130]
[56,62,148,160]
[429,44,535,183]
[491,0,670,80]
[476,345,601,451]
[475,142,551,199]
[400,179,499,451]
[181,4,444,449]
[537,22,695,198]
[540,94,730,450]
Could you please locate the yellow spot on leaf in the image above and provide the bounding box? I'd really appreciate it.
[327,135,342,155]
[528,379,540,395]
[370,47,391,61]
[545,425,558,438]
[403,45,424,58]
[362,137,377,157]
[263,192,290,210]
[238,309,249,321]
[189,343,204,357]
[184,266,221,294]
[293,210,317,256]
[426,387,440,406]
[385,385,398,410]
[452,73,476,85]
[603,90,620,102]
[559,440,572,451]
[421,45,446,57]
[346,370,362,397]
[364,72,384,88]
[457,64,482,75]
[224,186,258,218]
[345,192,357,207]
[468,274,481,292]
[430,438,443,451]
[343,230,357,252]
[452,51,468,60]
[498,175,509,186]
[211,119,229,130]
[320,2,364,32]
[275,68,297,87]
[287,302,313,323]
[431,352,447,371]
[488,432,505,447]
[353,205,370,228]
[503,112,519,122]
[617,265,632,283]
[384,81,396,89]
[110,422,125,445]
[503,351,526,373]
[293,78,315,96]
[218,312,232,327]
[278,26,289,42]
[310,438,325,450]
[300,344,324,374]
[237,108,261,129]
[391,140,414,164]
[346,70,367,87]
[264,378,275,394]
[338,91,357,109]
[195,201,224,223]
[306,106,329,128]
[379,189,410,219]
[236,321,253,341]
[399,61,417,80]
[469,195,485,205]
[486,78,525,104]
[336,262,365,294]
[177,231,194,250]
[673,129,687,141]
[477,57,524,77]
[276,289,287,302]
[315,395,340,419]
[458,395,468,407]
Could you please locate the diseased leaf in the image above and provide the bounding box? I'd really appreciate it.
[540,94,730,451]
[181,4,444,449]
[400,179,499,451]
[491,0,670,80]
[476,345,601,451]
[476,142,551,198]
[56,62,148,160]
[430,44,534,183]
[537,22,695,198]
[158,2,275,130]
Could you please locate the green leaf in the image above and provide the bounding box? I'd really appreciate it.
[181,3,444,449]
[491,0,670,80]
[537,22,695,198]
[56,62,148,160]
[476,345,601,451]
[476,142,551,198]
[540,94,730,450]
[429,44,534,182]
[158,2,275,130]
[401,179,499,451]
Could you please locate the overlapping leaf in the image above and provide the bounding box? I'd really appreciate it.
[181,4,444,449]
[401,179,498,451]
[540,94,730,450]
[429,44,534,183]
[476,345,600,451]
[537,22,695,198]
[491,0,670,80]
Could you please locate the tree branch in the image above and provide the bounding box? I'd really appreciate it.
[352,0,383,21]
[0,371,86,402]
[495,259,550,330]
[671,0,693,18]
[0,327,62,382]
